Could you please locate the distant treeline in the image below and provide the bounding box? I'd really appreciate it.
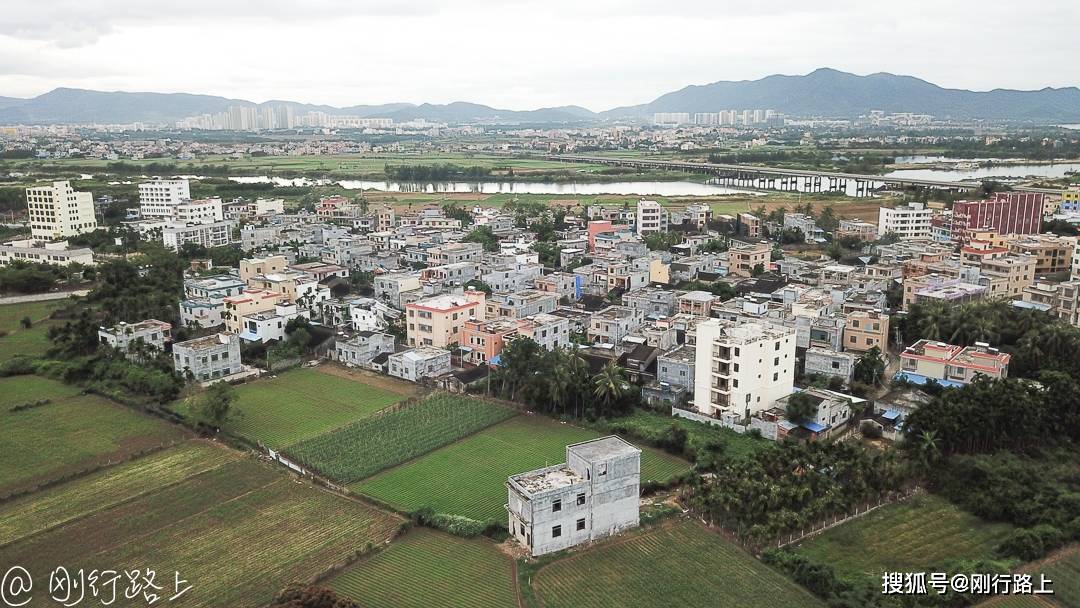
[384,163,491,181]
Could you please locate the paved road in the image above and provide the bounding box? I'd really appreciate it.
[0,290,90,306]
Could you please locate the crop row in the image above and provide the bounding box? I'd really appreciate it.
[286,393,517,484]
[534,520,823,608]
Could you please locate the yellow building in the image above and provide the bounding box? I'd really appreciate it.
[726,241,771,278]
[843,311,890,353]
[406,291,486,348]
[222,289,285,334]
[240,255,288,284]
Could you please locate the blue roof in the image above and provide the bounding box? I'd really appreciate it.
[801,421,827,433]
[489,354,502,366]
[882,409,901,421]
[892,371,965,389]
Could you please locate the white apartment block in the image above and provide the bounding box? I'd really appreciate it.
[162,220,235,251]
[173,198,224,224]
[878,202,932,240]
[26,181,98,240]
[694,319,796,418]
[635,199,669,236]
[173,332,243,382]
[139,179,192,218]
[507,437,640,557]
[0,239,95,267]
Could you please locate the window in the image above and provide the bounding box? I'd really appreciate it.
[598,463,607,476]
[576,492,586,506]
[552,525,562,538]
[576,518,586,531]
[519,524,525,536]
[773,372,779,381]
[552,499,562,513]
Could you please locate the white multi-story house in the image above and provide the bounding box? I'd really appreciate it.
[334,331,396,368]
[26,181,97,239]
[180,275,246,329]
[388,347,452,381]
[173,332,243,381]
[348,297,398,332]
[878,202,932,240]
[635,199,668,236]
[693,319,796,418]
[139,179,192,219]
[517,312,572,351]
[507,437,640,557]
[238,302,307,343]
[97,319,172,359]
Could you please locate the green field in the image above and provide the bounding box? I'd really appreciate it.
[354,415,691,522]
[1031,548,1080,608]
[0,440,402,608]
[330,528,517,608]
[0,299,66,361]
[174,367,406,448]
[795,493,1015,579]
[0,375,189,498]
[607,408,771,462]
[287,392,517,484]
[531,518,823,608]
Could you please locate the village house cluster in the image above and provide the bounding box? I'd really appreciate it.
[13,177,1080,444]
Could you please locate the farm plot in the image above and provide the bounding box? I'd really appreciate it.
[532,518,823,608]
[286,392,516,484]
[353,415,691,522]
[0,300,65,361]
[1027,547,1080,608]
[0,441,401,608]
[0,376,189,498]
[175,367,406,448]
[330,528,517,608]
[795,493,1014,579]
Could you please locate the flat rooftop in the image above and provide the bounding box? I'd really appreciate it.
[511,464,583,495]
[567,435,640,462]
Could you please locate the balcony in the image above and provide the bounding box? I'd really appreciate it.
[712,362,730,375]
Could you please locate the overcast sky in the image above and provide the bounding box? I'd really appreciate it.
[1,0,1076,111]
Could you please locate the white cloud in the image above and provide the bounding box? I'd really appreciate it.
[0,0,1075,109]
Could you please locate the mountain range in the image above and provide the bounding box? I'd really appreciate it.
[1,68,1078,125]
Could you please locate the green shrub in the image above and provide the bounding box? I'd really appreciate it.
[996,528,1044,561]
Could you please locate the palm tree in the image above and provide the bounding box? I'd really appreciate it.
[593,362,627,417]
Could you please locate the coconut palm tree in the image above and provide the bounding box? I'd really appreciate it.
[592,362,627,417]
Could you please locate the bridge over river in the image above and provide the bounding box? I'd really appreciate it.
[539,154,1060,198]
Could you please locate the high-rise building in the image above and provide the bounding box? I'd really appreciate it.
[950,192,1044,244]
[25,181,98,240]
[139,178,191,218]
[693,319,796,418]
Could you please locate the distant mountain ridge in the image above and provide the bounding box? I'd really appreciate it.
[1,69,1078,125]
[604,68,1080,121]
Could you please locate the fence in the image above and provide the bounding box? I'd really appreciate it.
[671,406,778,441]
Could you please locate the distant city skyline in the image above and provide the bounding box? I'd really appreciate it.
[1,0,1077,110]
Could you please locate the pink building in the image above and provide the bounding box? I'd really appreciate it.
[587,220,614,253]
